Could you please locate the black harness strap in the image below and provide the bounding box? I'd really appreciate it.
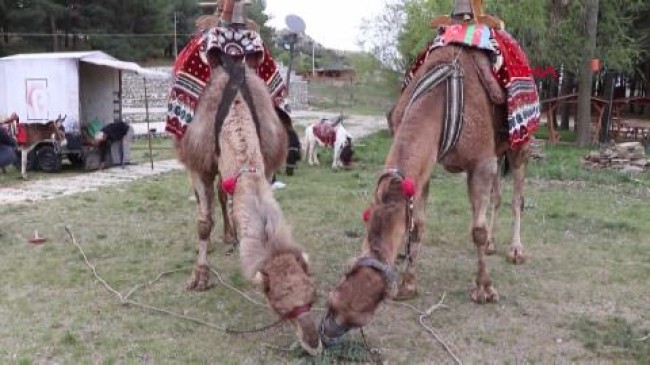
[238,77,262,143]
[213,53,262,156]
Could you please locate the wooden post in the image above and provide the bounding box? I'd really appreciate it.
[143,77,154,170]
[599,71,615,143]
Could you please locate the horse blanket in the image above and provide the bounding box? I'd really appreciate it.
[166,27,287,139]
[3,121,28,146]
[312,121,336,147]
[403,23,540,149]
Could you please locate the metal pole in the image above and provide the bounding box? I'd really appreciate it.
[173,11,178,58]
[285,33,296,96]
[143,77,154,170]
[312,41,315,77]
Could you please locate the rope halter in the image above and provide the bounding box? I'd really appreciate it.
[219,166,258,195]
[362,168,418,263]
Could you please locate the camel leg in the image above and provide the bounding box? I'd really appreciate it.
[187,170,216,291]
[486,157,503,255]
[217,178,237,249]
[507,149,527,264]
[395,180,430,301]
[468,159,499,303]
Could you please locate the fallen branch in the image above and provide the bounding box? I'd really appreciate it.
[634,334,649,342]
[64,225,281,334]
[391,293,462,365]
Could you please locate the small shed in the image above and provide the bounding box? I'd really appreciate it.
[299,66,356,86]
[0,51,168,128]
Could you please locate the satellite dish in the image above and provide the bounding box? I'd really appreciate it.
[285,14,306,34]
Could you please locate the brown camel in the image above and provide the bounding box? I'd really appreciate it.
[320,45,531,345]
[174,1,320,354]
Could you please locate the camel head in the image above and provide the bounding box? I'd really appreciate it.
[254,250,321,355]
[320,180,406,346]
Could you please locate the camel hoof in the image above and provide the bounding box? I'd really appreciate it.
[470,285,499,304]
[186,265,212,291]
[195,242,216,254]
[507,247,525,265]
[394,286,418,301]
[486,239,497,255]
[393,272,418,301]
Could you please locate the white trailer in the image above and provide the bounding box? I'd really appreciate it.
[0,51,169,171]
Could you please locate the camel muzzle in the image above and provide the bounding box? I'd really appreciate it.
[318,310,352,348]
[291,311,322,356]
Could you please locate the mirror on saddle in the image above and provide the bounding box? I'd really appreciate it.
[429,0,504,30]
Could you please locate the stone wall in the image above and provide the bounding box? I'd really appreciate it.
[121,65,309,127]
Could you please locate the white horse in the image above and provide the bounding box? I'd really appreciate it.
[304,116,353,168]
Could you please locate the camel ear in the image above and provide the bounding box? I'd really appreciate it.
[253,271,270,293]
[253,271,264,286]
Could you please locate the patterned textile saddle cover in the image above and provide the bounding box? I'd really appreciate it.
[403,23,540,149]
[7,121,29,146]
[312,121,336,147]
[166,26,287,139]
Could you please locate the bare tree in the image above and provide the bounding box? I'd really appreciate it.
[358,0,407,71]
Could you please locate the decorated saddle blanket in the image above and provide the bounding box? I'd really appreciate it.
[166,26,287,139]
[5,121,29,146]
[402,23,539,149]
[312,121,336,147]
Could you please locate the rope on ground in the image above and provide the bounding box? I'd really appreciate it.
[64,225,282,334]
[634,334,649,342]
[390,292,463,365]
[210,268,267,307]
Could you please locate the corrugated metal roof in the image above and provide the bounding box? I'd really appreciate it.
[0,50,110,61]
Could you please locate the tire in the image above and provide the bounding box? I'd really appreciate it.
[67,153,85,167]
[14,149,39,171]
[36,145,62,173]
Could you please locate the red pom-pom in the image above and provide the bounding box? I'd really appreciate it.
[362,207,372,223]
[401,178,416,197]
[221,176,238,195]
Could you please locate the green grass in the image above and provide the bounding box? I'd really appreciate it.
[528,142,650,186]
[308,80,398,115]
[571,316,649,363]
[0,131,649,363]
[534,123,578,142]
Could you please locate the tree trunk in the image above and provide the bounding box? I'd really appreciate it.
[576,0,599,147]
[2,21,8,43]
[49,15,59,52]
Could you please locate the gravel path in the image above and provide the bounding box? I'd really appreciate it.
[0,112,387,205]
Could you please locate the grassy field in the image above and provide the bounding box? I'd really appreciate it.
[1,131,649,364]
[307,80,398,116]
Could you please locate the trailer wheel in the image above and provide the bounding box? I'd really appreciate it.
[36,145,62,173]
[14,149,39,171]
[67,153,84,167]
